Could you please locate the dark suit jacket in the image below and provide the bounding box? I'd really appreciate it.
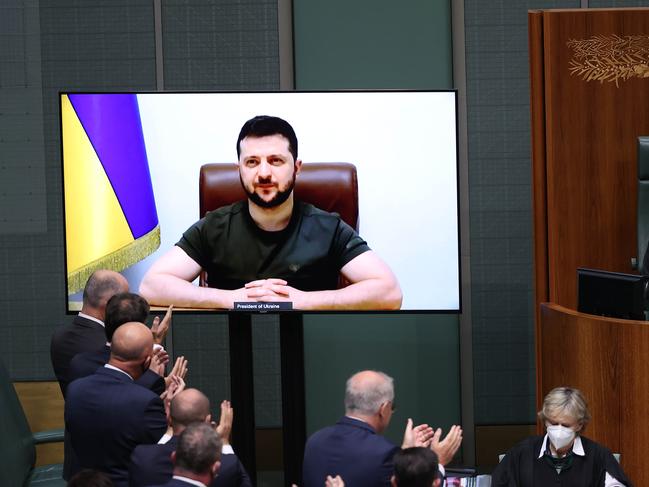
[148,478,199,487]
[69,346,165,395]
[50,314,107,396]
[129,435,252,487]
[63,346,166,480]
[65,367,167,487]
[302,416,399,487]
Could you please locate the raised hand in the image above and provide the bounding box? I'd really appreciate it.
[430,425,463,466]
[151,305,173,344]
[213,400,233,445]
[161,375,186,416]
[149,347,168,376]
[402,418,434,448]
[164,355,188,388]
[325,475,345,487]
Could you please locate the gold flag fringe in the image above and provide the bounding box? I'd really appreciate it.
[67,224,161,294]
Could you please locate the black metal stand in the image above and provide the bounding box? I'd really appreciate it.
[279,312,306,486]
[228,312,257,485]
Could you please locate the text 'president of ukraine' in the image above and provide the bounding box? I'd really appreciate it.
[140,115,402,311]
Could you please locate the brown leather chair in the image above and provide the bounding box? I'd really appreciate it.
[198,162,359,287]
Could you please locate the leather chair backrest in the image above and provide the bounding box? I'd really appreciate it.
[0,358,36,486]
[199,162,359,230]
[638,137,649,273]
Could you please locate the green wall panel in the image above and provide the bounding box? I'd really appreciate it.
[294,0,459,451]
[303,314,461,448]
[294,0,453,90]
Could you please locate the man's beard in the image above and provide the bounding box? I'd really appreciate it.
[241,172,296,209]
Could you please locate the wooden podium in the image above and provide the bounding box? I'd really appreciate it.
[539,303,649,484]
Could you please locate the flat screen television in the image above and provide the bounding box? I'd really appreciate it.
[577,268,648,320]
[60,90,460,313]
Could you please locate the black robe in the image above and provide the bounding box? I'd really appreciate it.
[491,435,633,487]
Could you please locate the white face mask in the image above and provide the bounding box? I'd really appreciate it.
[546,424,576,450]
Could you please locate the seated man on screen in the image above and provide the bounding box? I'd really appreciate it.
[140,115,402,310]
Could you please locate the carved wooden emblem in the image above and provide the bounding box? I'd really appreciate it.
[567,35,649,86]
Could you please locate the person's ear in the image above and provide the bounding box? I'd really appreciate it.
[143,355,152,370]
[379,401,391,417]
[170,451,177,466]
[294,159,302,175]
[211,460,221,477]
[205,413,212,424]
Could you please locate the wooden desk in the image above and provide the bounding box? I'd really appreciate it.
[539,303,649,484]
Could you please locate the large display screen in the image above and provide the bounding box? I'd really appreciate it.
[61,91,460,312]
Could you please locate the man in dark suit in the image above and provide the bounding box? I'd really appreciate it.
[65,322,168,487]
[68,292,171,395]
[51,269,129,396]
[64,291,174,481]
[129,388,251,487]
[302,370,463,487]
[148,422,222,487]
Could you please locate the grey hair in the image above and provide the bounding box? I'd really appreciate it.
[175,422,222,474]
[537,386,591,427]
[344,370,394,415]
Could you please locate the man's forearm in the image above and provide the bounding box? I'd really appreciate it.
[139,274,232,309]
[299,277,402,311]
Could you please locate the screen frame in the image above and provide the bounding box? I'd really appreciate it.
[59,89,462,315]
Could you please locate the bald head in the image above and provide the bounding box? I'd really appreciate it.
[345,370,394,416]
[170,389,211,429]
[110,322,153,362]
[82,270,129,318]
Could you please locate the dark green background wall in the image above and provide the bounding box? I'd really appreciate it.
[293,0,460,448]
[3,0,641,459]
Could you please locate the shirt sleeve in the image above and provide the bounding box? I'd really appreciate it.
[605,472,626,487]
[331,219,371,267]
[176,218,208,268]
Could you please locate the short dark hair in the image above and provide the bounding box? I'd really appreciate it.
[236,115,298,160]
[393,447,440,487]
[68,469,114,487]
[82,271,125,309]
[104,292,149,341]
[175,422,222,474]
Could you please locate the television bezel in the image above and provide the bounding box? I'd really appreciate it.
[59,89,462,315]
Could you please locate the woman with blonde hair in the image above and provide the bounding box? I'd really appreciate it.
[491,387,632,486]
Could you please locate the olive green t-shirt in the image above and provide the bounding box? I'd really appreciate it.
[176,200,370,291]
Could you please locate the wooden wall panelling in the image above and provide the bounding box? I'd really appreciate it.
[529,10,549,416]
[619,320,649,485]
[539,304,620,451]
[531,7,649,311]
[14,381,64,466]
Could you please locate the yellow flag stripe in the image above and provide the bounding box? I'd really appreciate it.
[62,94,134,273]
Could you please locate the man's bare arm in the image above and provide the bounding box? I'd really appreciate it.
[257,250,402,310]
[139,246,248,309]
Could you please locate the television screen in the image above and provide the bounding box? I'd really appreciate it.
[61,90,460,312]
[577,267,648,320]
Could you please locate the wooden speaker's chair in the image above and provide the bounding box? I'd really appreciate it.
[198,162,359,287]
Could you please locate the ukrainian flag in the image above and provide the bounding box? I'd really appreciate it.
[62,94,160,294]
